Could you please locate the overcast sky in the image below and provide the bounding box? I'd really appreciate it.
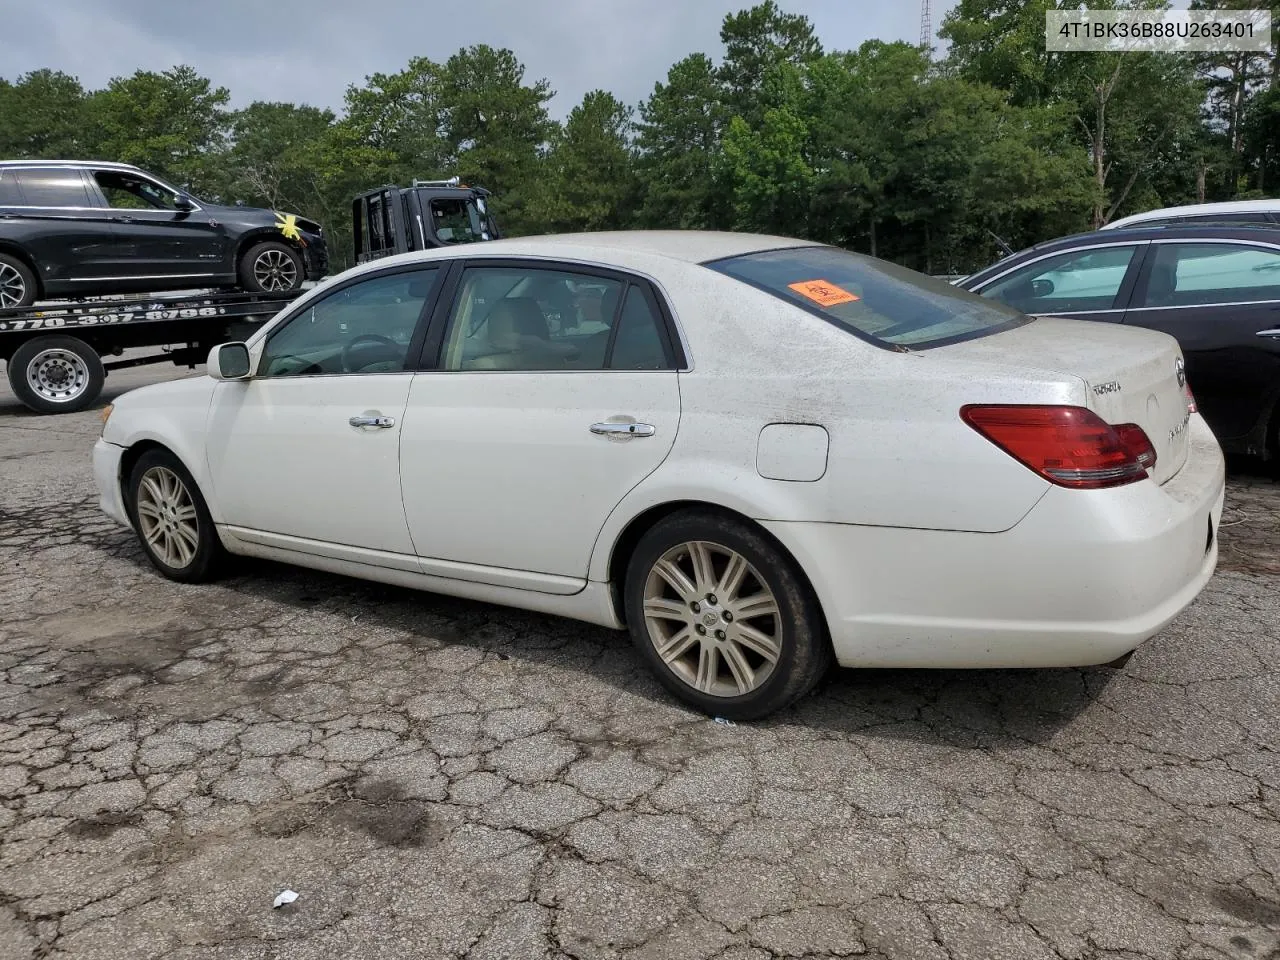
[0,0,957,119]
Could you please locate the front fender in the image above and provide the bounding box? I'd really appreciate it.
[103,382,219,519]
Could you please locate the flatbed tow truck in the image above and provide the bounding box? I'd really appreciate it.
[0,289,301,413]
[1,175,502,414]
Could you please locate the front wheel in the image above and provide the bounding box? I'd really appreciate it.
[238,241,304,294]
[126,449,225,583]
[623,509,833,721]
[7,335,105,414]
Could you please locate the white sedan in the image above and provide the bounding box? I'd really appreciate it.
[93,231,1226,719]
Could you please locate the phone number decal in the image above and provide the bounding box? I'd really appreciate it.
[0,306,225,332]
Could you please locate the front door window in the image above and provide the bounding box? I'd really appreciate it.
[259,267,441,377]
[980,245,1142,313]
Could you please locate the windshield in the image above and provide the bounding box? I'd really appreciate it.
[430,196,496,244]
[706,245,1030,350]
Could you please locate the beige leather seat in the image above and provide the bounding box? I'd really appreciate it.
[466,298,575,370]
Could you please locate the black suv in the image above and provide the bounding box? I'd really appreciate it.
[0,160,327,308]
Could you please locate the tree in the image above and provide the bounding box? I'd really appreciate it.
[437,45,558,234]
[718,0,823,124]
[0,69,92,158]
[634,54,729,229]
[87,66,231,195]
[718,105,813,235]
[941,0,1208,226]
[539,90,637,233]
[221,102,335,212]
[1190,0,1280,194]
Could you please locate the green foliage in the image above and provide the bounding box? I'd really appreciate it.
[0,0,1275,275]
[89,66,231,196]
[634,54,729,229]
[0,70,91,158]
[537,90,637,233]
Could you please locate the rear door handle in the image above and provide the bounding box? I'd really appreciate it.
[113,215,135,223]
[349,415,395,428]
[1255,328,1280,339]
[591,421,656,438]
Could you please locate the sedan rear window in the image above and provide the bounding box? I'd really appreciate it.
[705,245,1030,350]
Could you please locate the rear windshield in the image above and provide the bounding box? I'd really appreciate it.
[705,245,1030,350]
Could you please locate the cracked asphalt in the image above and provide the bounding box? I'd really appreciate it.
[1,360,1279,960]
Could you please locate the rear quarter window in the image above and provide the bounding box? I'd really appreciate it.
[0,171,22,205]
[705,245,1029,350]
[11,168,91,207]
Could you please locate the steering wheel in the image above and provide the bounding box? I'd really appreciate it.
[341,333,402,372]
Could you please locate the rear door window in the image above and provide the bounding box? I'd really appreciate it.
[1138,242,1280,307]
[705,245,1028,350]
[11,168,92,207]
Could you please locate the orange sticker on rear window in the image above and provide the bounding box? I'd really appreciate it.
[787,279,859,307]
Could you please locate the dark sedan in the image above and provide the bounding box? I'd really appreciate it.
[959,224,1280,459]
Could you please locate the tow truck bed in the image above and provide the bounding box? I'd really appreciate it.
[0,289,302,413]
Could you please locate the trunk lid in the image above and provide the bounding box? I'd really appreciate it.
[933,316,1191,484]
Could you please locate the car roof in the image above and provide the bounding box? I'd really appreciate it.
[1008,222,1280,255]
[336,231,825,284]
[1104,197,1280,228]
[473,230,823,264]
[963,223,1280,284]
[0,159,143,172]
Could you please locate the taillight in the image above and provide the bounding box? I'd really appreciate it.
[1113,423,1157,471]
[961,405,1153,489]
[1183,380,1197,414]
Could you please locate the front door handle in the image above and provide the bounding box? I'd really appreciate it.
[349,415,395,428]
[590,421,655,438]
[1255,328,1280,339]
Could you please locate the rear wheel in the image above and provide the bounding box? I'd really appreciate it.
[623,509,833,721]
[126,448,224,583]
[238,241,304,294]
[0,254,37,308]
[7,335,104,414]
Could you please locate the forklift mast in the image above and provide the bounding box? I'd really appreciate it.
[352,177,501,264]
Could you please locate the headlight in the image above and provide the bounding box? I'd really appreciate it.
[99,403,113,435]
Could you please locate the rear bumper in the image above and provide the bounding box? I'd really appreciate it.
[763,415,1226,669]
[93,439,131,529]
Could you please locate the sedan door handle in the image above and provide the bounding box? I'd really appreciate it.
[113,215,135,223]
[590,421,655,438]
[1255,328,1280,339]
[349,415,395,428]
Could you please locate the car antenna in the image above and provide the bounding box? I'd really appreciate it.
[987,229,1014,259]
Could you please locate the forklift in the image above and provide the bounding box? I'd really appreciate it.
[351,177,502,264]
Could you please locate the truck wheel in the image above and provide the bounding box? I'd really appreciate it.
[238,241,304,294]
[8,335,105,414]
[0,253,37,309]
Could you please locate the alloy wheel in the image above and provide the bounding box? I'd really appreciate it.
[135,466,201,569]
[642,539,783,698]
[253,249,298,291]
[0,262,28,307]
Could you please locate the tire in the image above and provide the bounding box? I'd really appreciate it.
[238,241,304,294]
[0,253,37,309]
[7,335,105,414]
[623,509,833,721]
[126,448,225,583]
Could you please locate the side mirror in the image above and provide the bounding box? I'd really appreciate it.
[174,193,195,211]
[208,342,251,380]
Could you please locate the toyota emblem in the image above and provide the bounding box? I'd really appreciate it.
[1175,357,1186,388]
